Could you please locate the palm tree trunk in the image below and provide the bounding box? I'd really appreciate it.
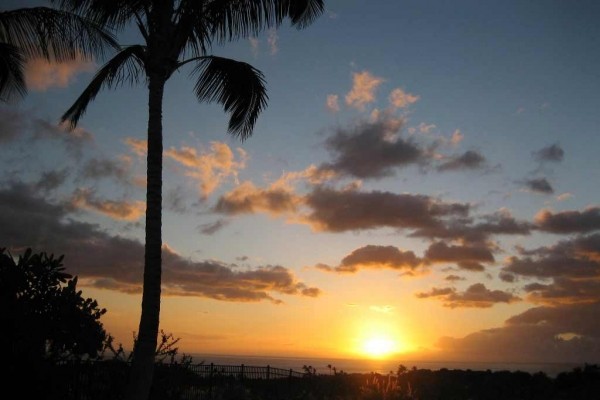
[126,73,165,400]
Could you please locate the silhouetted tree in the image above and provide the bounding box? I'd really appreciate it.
[1,248,107,399]
[0,5,116,101]
[54,1,325,399]
[0,247,107,362]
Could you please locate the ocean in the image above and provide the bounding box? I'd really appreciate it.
[188,354,583,378]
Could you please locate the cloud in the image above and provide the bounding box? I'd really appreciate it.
[445,274,466,282]
[199,219,229,235]
[326,94,340,113]
[408,122,436,135]
[164,186,188,213]
[503,233,600,283]
[524,178,554,194]
[370,305,394,314]
[411,209,532,243]
[69,188,145,221]
[124,137,147,157]
[214,181,299,216]
[165,142,247,197]
[303,186,469,233]
[267,29,278,55]
[345,71,384,110]
[523,278,600,305]
[24,57,95,91]
[81,157,132,184]
[388,87,419,109]
[249,37,259,57]
[316,245,420,273]
[535,207,600,234]
[0,107,27,143]
[556,192,573,202]
[532,143,564,163]
[416,283,520,308]
[424,241,495,271]
[32,119,93,156]
[450,129,464,146]
[317,117,424,179]
[0,182,319,303]
[436,150,486,172]
[34,169,69,193]
[436,302,600,363]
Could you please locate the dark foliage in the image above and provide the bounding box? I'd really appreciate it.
[1,247,107,399]
[0,247,107,362]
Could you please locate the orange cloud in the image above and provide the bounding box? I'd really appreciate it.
[214,181,299,216]
[25,57,95,91]
[451,129,464,145]
[345,71,384,110]
[124,137,148,157]
[165,141,248,197]
[388,87,419,109]
[326,94,340,113]
[70,189,145,221]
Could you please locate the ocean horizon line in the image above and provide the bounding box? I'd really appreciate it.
[186,353,586,377]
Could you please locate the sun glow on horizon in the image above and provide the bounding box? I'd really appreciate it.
[363,336,396,358]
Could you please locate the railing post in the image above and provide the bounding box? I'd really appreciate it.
[266,365,270,380]
[209,363,214,398]
[241,364,245,381]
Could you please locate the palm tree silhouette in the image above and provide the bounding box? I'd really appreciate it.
[0,5,116,101]
[56,1,325,399]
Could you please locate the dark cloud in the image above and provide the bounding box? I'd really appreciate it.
[416,283,520,308]
[304,186,469,232]
[523,278,600,305]
[436,150,486,172]
[524,178,554,194]
[317,117,424,179]
[532,143,564,163]
[0,183,319,303]
[445,275,466,282]
[199,219,229,235]
[437,303,600,363]
[316,245,420,273]
[503,234,600,304]
[424,241,495,267]
[505,253,599,280]
[412,210,532,243]
[164,186,188,213]
[535,208,600,234]
[81,157,131,184]
[499,271,516,283]
[34,169,70,193]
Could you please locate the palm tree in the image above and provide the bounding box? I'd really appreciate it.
[0,6,116,101]
[55,1,325,399]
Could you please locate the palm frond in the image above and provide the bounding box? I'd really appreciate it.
[171,1,212,59]
[51,0,144,30]
[0,7,117,62]
[0,43,26,101]
[62,45,146,128]
[190,55,268,140]
[206,0,325,42]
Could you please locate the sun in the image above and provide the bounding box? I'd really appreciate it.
[362,336,396,358]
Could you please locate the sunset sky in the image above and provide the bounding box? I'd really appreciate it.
[2,0,600,364]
